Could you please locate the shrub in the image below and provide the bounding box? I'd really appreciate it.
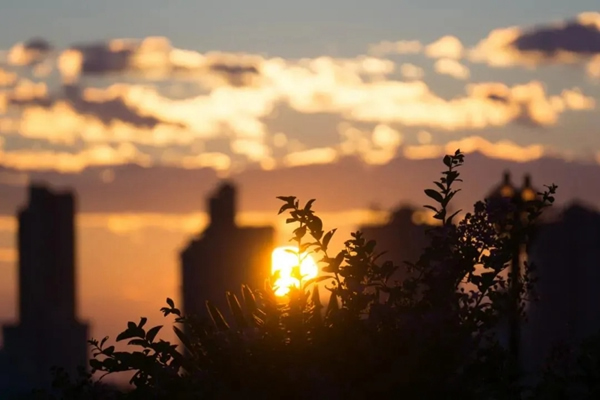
[40,150,566,399]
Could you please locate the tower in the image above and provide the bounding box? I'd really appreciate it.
[181,182,274,322]
[1,184,88,394]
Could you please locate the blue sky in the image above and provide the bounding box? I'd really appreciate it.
[0,0,597,55]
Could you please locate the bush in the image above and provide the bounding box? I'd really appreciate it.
[38,150,574,399]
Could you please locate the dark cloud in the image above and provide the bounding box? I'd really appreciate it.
[6,83,184,130]
[471,13,600,72]
[22,38,52,54]
[514,20,600,55]
[58,37,262,87]
[63,85,168,129]
[209,63,260,87]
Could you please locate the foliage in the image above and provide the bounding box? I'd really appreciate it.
[34,150,574,399]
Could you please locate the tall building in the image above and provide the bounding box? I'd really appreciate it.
[181,181,274,321]
[522,203,600,379]
[1,184,88,395]
[360,206,431,284]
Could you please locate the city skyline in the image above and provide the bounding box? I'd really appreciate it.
[1,3,600,391]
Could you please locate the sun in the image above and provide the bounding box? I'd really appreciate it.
[271,246,319,297]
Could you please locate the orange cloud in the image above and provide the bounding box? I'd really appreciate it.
[7,38,52,66]
[400,63,425,80]
[434,58,470,80]
[0,68,17,87]
[283,147,338,167]
[0,141,151,172]
[403,136,544,162]
[425,36,464,59]
[338,123,403,165]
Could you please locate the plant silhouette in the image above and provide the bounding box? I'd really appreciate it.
[30,150,600,399]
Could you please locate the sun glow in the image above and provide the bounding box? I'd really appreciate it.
[271,246,319,297]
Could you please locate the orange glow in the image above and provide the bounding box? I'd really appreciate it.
[271,246,318,297]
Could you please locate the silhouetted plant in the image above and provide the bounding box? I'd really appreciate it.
[40,150,572,399]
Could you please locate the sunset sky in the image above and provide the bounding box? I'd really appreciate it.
[1,1,600,385]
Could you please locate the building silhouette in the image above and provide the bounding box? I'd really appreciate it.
[181,181,274,321]
[360,206,431,284]
[522,202,600,379]
[485,171,600,382]
[0,184,88,395]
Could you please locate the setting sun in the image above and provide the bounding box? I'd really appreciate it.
[271,246,319,296]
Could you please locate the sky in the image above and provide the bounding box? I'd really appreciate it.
[1,0,600,386]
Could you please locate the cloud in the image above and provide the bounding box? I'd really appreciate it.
[0,68,17,87]
[425,36,464,59]
[400,63,425,80]
[404,136,544,162]
[434,58,470,80]
[588,55,600,78]
[283,147,338,167]
[0,141,151,173]
[57,37,263,86]
[7,38,52,66]
[368,40,422,56]
[338,123,403,165]
[0,35,597,177]
[470,12,600,76]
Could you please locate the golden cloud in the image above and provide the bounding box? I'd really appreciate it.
[425,36,464,60]
[400,63,425,80]
[0,142,151,172]
[283,147,338,167]
[0,68,17,87]
[434,58,470,80]
[403,136,544,162]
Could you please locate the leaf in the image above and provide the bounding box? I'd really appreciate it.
[173,326,194,354]
[127,339,147,347]
[276,196,296,203]
[241,284,257,320]
[311,284,322,309]
[127,322,136,330]
[206,301,230,331]
[308,216,323,235]
[146,326,162,343]
[303,275,331,289]
[227,291,248,330]
[278,204,295,215]
[304,199,316,211]
[443,155,452,167]
[89,359,103,371]
[117,331,134,343]
[293,226,307,240]
[322,229,336,251]
[447,209,462,224]
[326,291,339,317]
[138,317,147,329]
[103,346,115,356]
[424,189,444,203]
[166,298,175,308]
